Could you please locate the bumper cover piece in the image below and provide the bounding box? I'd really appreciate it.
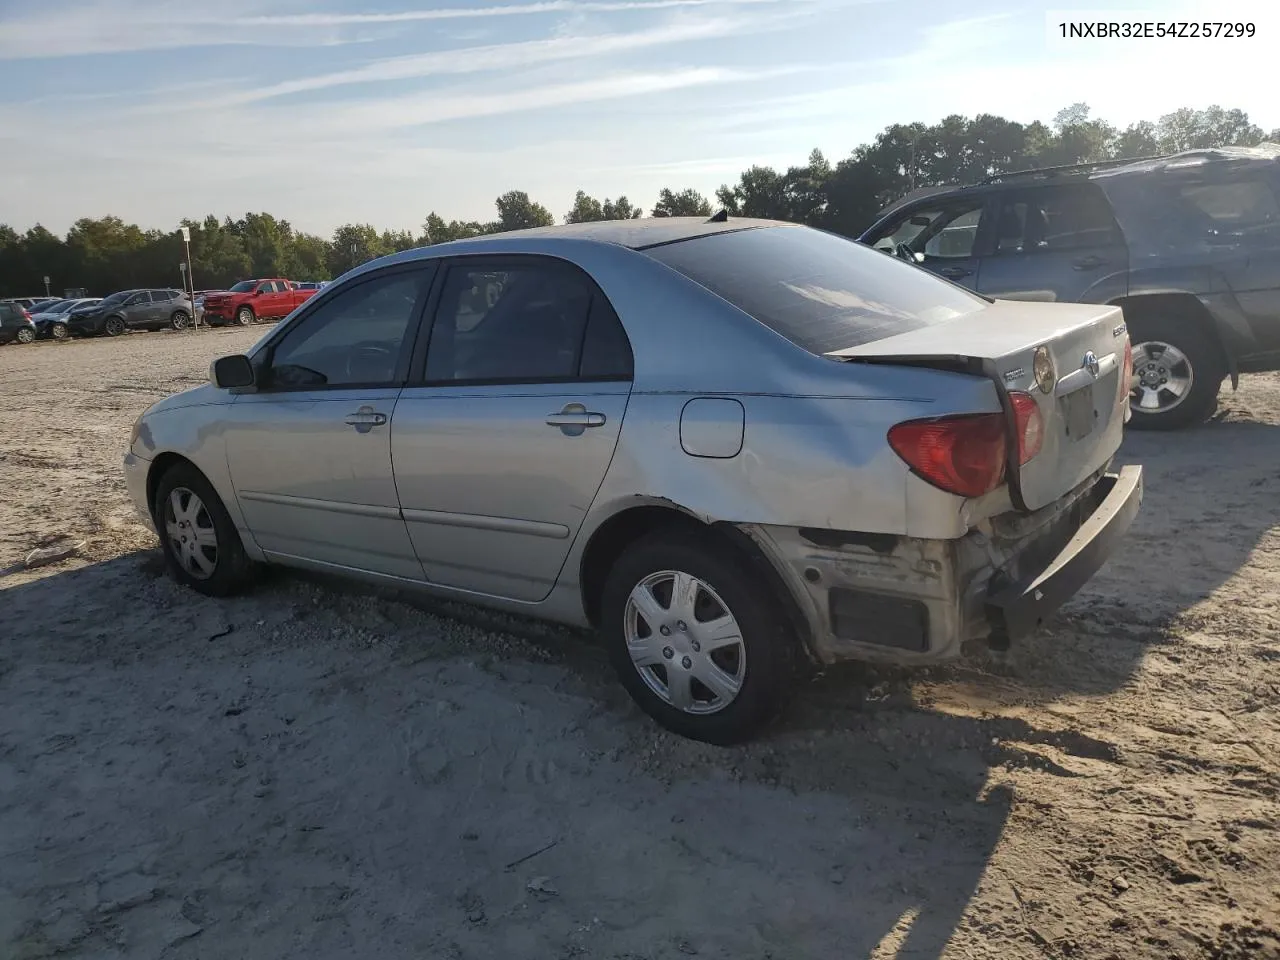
[985,465,1142,642]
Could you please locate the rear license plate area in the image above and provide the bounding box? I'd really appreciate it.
[1061,384,1095,440]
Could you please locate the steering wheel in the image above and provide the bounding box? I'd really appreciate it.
[344,343,393,381]
[895,241,924,264]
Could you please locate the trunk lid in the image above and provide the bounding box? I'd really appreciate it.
[827,300,1130,512]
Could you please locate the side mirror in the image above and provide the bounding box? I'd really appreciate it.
[211,354,255,389]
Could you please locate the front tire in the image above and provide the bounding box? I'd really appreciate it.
[153,462,255,597]
[170,310,190,330]
[1127,315,1225,430]
[236,306,255,326]
[600,532,795,745]
[51,322,68,340]
[103,316,126,337]
[15,327,34,344]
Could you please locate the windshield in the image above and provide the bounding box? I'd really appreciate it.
[230,281,257,293]
[37,300,73,314]
[99,292,129,306]
[646,225,987,354]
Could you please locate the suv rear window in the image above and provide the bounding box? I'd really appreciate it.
[645,226,986,354]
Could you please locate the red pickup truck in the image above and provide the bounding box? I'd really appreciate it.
[201,279,320,327]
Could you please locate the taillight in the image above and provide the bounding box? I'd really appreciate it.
[21,308,31,319]
[887,413,1008,499]
[1117,337,1133,409]
[1008,391,1044,464]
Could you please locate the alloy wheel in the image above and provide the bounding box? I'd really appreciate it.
[1131,340,1194,415]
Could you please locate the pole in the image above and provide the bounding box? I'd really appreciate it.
[180,226,197,330]
[43,276,51,297]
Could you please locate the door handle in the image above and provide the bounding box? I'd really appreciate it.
[344,408,388,429]
[1072,255,1104,270]
[939,266,971,279]
[545,412,606,427]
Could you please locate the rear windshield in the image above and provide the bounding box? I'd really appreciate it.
[645,225,986,354]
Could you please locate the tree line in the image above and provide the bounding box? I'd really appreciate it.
[2,103,1274,297]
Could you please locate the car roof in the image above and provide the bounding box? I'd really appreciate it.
[868,144,1280,221]
[439,216,792,252]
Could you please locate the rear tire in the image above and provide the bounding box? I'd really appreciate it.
[1126,314,1225,430]
[600,532,795,745]
[170,310,190,330]
[153,462,255,597]
[15,327,34,344]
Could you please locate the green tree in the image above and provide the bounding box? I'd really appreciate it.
[289,232,332,281]
[421,212,489,245]
[381,229,418,253]
[650,187,712,218]
[601,196,642,220]
[1113,121,1160,159]
[232,212,294,278]
[494,191,554,232]
[1155,105,1265,152]
[328,224,390,277]
[565,190,605,224]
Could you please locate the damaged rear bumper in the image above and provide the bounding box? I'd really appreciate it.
[985,465,1142,644]
[741,466,1143,666]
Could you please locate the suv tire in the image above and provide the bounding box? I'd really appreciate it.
[1126,314,1225,430]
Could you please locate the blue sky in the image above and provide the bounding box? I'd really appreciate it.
[0,0,1274,236]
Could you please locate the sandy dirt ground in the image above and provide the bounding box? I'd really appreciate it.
[1,328,1277,960]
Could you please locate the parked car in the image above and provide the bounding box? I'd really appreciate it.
[67,289,194,337]
[30,297,102,339]
[2,297,45,312]
[123,217,1143,744]
[859,145,1280,430]
[200,278,319,326]
[0,301,36,344]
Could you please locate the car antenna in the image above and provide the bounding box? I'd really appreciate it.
[706,209,729,223]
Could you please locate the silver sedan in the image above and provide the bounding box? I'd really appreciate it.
[124,217,1143,744]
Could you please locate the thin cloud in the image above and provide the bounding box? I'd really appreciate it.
[195,13,793,108]
[0,0,812,59]
[236,0,805,27]
[264,65,812,134]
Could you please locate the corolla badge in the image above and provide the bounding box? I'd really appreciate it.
[1082,351,1100,378]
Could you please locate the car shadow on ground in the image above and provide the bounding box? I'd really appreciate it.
[4,552,1012,960]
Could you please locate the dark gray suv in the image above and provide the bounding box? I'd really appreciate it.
[859,145,1280,430]
[66,288,194,338]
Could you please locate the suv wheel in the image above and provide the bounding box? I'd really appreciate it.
[104,316,126,337]
[1127,316,1225,430]
[600,532,796,745]
[15,326,34,344]
[170,310,190,330]
[50,322,68,340]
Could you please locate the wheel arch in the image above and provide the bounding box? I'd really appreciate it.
[1109,292,1234,383]
[146,452,201,517]
[577,503,816,664]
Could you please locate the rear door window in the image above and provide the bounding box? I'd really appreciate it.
[991,184,1123,254]
[646,226,986,354]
